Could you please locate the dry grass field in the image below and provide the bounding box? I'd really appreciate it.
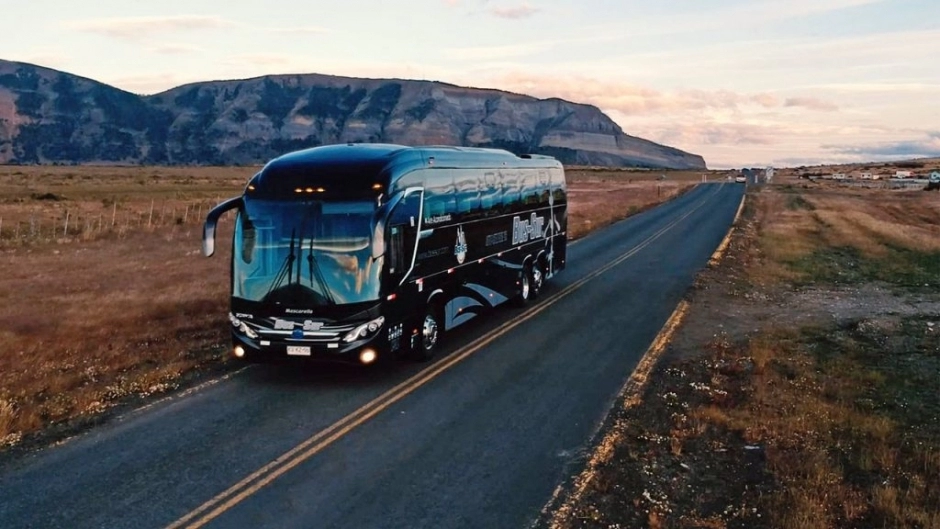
[0,164,702,448]
[550,181,940,529]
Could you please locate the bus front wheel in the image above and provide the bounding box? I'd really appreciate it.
[413,304,442,362]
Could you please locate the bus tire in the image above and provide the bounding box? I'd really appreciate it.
[413,303,443,362]
[513,265,534,307]
[531,260,544,298]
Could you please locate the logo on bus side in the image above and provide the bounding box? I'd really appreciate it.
[425,214,452,225]
[512,213,546,245]
[454,225,468,264]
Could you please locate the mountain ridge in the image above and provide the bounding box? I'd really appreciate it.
[0,59,706,169]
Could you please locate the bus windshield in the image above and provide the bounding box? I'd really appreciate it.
[233,198,382,307]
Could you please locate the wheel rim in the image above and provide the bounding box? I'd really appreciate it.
[422,313,439,351]
[532,266,543,293]
[520,271,530,300]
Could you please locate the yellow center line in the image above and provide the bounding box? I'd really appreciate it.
[167,183,725,529]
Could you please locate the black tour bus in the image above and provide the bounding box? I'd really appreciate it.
[203,143,567,364]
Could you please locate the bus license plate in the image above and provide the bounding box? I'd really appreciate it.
[287,346,311,356]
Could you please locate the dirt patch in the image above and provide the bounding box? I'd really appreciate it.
[543,183,940,528]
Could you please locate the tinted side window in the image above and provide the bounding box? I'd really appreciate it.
[537,170,551,207]
[424,172,455,219]
[551,167,567,205]
[454,171,481,217]
[521,170,539,207]
[501,169,520,212]
[480,171,502,215]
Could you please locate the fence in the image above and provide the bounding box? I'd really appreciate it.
[0,198,221,245]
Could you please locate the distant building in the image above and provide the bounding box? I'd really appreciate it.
[895,170,913,178]
[860,172,873,179]
[832,173,847,180]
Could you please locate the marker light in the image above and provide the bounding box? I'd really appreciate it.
[372,183,383,190]
[359,349,378,365]
[234,346,246,358]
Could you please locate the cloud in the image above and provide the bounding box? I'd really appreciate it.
[486,73,783,115]
[489,2,541,19]
[807,82,940,94]
[655,122,777,146]
[265,26,330,35]
[7,49,71,69]
[582,0,886,38]
[823,132,940,158]
[65,15,234,39]
[444,42,553,61]
[784,97,839,111]
[224,54,294,67]
[147,43,204,55]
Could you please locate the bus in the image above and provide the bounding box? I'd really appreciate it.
[203,143,567,364]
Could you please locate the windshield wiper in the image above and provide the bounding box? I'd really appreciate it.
[307,238,336,305]
[265,228,297,298]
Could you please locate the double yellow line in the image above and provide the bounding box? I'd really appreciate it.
[166,184,725,529]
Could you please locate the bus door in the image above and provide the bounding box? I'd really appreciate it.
[387,188,423,287]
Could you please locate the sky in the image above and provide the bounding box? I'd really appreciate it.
[2,0,938,168]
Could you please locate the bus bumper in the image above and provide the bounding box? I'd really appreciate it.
[231,332,386,365]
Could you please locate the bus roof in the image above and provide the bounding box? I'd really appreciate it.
[249,143,561,198]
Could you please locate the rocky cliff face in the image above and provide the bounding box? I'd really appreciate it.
[0,60,706,169]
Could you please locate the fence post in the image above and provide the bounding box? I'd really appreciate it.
[111,202,117,227]
[64,211,70,237]
[148,200,154,228]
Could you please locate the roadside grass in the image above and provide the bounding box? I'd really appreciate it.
[759,186,940,288]
[547,182,940,529]
[0,164,707,448]
[0,225,234,447]
[701,317,940,528]
[0,165,254,245]
[693,185,940,528]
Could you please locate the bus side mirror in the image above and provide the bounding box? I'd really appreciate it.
[203,196,243,257]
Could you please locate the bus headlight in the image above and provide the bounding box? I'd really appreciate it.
[229,313,259,339]
[343,316,385,343]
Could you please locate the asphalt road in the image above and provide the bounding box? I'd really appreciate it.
[0,182,744,529]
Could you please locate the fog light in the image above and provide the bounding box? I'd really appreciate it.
[234,345,246,358]
[359,349,377,365]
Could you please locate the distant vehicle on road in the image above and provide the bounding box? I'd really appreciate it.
[734,175,747,184]
[203,144,568,365]
[927,171,940,191]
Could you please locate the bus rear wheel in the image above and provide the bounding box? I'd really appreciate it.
[412,304,442,362]
[531,262,544,298]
